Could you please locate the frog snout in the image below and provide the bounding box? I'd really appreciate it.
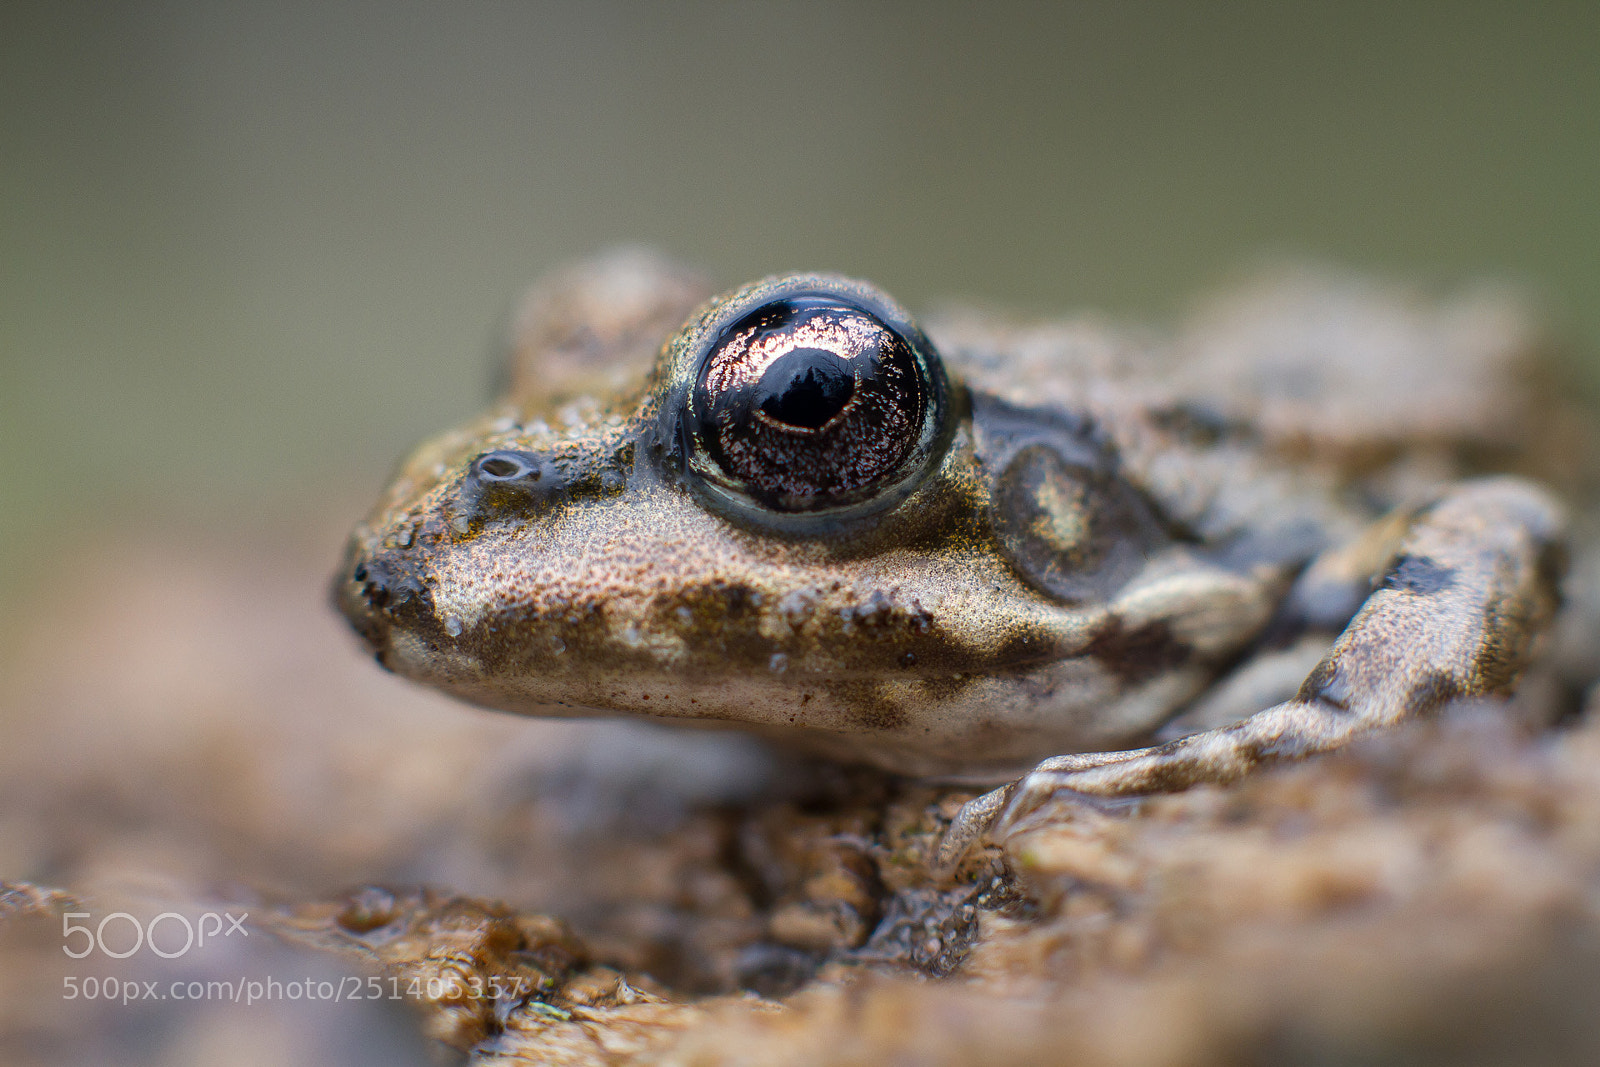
[332,539,431,665]
[328,452,562,663]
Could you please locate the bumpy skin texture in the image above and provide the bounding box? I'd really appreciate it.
[335,251,1567,845]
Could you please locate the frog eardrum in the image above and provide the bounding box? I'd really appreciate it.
[671,276,954,528]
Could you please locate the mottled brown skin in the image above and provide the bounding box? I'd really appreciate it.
[937,477,1563,864]
[335,250,1567,861]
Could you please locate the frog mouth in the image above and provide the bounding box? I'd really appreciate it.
[335,540,1189,692]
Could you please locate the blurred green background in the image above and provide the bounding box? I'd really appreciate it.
[3,1,1596,592]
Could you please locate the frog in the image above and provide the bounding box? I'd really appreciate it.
[335,249,1572,869]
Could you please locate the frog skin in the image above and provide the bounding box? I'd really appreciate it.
[335,250,1568,865]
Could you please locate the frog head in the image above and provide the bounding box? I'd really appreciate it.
[335,255,1280,778]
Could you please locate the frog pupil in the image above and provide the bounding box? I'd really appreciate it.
[756,348,856,430]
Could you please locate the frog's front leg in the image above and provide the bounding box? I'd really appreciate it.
[939,476,1566,868]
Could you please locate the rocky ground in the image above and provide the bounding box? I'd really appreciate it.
[3,510,1599,1066]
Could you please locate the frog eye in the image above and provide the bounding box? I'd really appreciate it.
[683,285,951,523]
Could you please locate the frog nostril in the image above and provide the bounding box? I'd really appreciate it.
[459,448,575,525]
[475,452,540,481]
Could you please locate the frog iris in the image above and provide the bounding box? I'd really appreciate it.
[682,284,953,524]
